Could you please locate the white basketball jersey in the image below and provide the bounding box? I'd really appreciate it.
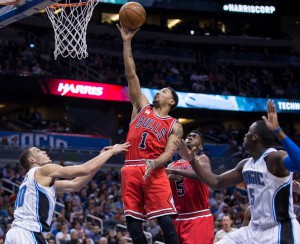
[242,148,295,228]
[12,167,56,233]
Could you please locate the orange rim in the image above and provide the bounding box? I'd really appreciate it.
[49,0,95,8]
[0,0,20,5]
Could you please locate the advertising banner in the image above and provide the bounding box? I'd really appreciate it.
[44,79,300,113]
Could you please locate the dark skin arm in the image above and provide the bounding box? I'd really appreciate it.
[167,173,183,182]
[174,139,246,189]
[265,150,289,177]
[166,168,200,180]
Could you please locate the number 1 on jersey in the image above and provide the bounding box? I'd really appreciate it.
[139,132,149,149]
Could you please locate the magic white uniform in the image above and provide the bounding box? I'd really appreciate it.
[5,167,56,244]
[217,148,300,244]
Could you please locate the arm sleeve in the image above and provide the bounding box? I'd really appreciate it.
[280,136,300,172]
[283,156,300,172]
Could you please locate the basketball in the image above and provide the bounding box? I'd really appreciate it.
[119,2,146,30]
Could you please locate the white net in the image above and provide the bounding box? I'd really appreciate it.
[45,0,98,59]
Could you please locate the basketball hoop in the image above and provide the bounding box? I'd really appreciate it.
[45,0,98,59]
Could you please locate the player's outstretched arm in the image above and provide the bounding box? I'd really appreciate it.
[262,99,300,172]
[38,143,130,182]
[143,122,183,181]
[174,139,245,189]
[54,143,130,192]
[117,24,148,110]
[166,168,200,180]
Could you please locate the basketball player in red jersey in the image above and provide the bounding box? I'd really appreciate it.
[117,24,183,244]
[167,130,214,244]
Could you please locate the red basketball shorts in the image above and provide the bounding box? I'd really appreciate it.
[121,163,177,221]
[174,213,214,244]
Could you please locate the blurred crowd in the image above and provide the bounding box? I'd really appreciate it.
[1,161,300,244]
[0,27,299,99]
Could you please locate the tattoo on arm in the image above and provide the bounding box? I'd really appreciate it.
[176,123,184,139]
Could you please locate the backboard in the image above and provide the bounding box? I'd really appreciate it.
[0,0,60,28]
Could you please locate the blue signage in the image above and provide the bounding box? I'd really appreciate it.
[0,132,110,150]
[142,88,300,113]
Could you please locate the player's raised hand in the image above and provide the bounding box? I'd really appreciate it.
[174,139,196,162]
[116,23,139,42]
[143,159,157,181]
[262,99,280,131]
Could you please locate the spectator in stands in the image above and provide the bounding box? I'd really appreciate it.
[214,214,237,243]
[70,198,84,223]
[0,136,9,146]
[209,191,219,214]
[99,237,108,244]
[84,221,93,238]
[32,62,43,75]
[83,237,95,244]
[47,239,55,244]
[107,194,117,214]
[51,221,63,238]
[99,205,115,221]
[70,229,79,244]
[91,225,102,243]
[10,136,18,147]
[55,224,71,244]
[118,214,127,226]
[146,219,162,241]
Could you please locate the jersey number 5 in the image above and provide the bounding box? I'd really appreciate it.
[139,132,149,149]
[14,186,27,209]
[175,180,185,196]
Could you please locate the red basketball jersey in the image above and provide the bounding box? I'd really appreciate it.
[169,159,210,214]
[125,105,177,161]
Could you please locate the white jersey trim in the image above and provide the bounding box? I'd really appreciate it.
[175,213,212,221]
[147,208,174,215]
[178,209,210,215]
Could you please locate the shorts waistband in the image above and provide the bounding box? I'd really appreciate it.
[124,159,154,166]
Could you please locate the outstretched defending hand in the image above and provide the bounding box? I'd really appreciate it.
[117,23,139,42]
[174,139,197,162]
[262,99,280,131]
[100,142,130,155]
